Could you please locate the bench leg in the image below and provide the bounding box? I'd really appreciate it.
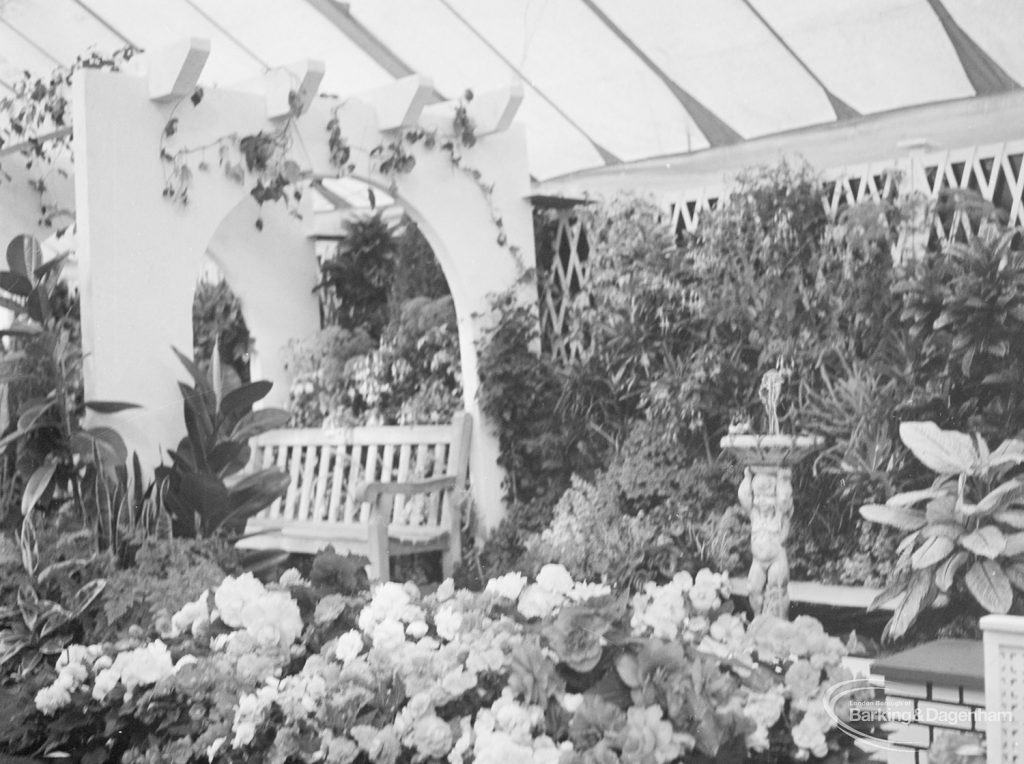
[367,513,390,583]
[441,496,463,579]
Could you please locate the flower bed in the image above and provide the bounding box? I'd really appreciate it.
[11,566,865,763]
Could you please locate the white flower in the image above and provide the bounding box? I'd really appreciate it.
[535,564,574,595]
[486,572,528,601]
[440,668,478,697]
[215,573,267,628]
[418,636,441,651]
[406,620,429,640]
[232,721,257,748]
[241,589,304,649]
[710,613,746,648]
[56,645,92,671]
[372,618,408,651]
[688,583,720,613]
[746,725,770,753]
[171,591,210,637]
[174,655,199,672]
[278,568,309,587]
[92,668,119,702]
[35,684,71,715]
[434,604,463,641]
[568,581,612,602]
[791,717,828,758]
[560,693,583,713]
[672,571,694,591]
[411,714,453,759]
[436,578,455,602]
[207,737,227,761]
[744,690,786,729]
[110,640,175,693]
[516,584,563,620]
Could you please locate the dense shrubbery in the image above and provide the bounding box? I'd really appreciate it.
[288,215,462,427]
[479,164,1024,600]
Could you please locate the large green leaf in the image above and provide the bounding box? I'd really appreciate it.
[935,551,970,592]
[990,438,1024,468]
[219,381,272,422]
[965,480,1024,517]
[884,570,935,641]
[887,488,949,507]
[921,523,963,540]
[16,399,56,432]
[0,271,32,297]
[6,235,41,276]
[869,570,911,612]
[959,526,1007,559]
[83,400,141,414]
[860,504,927,531]
[995,509,1024,529]
[911,536,955,569]
[217,469,291,533]
[964,560,1013,613]
[208,441,250,479]
[71,428,128,467]
[21,461,56,516]
[899,421,979,475]
[1003,532,1024,558]
[1005,563,1024,592]
[231,408,291,442]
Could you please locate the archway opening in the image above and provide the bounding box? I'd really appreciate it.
[192,258,253,393]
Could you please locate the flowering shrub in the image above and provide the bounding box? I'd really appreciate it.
[10,566,863,763]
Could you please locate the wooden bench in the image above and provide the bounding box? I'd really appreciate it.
[236,413,472,581]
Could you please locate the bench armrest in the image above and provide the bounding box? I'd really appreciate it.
[356,476,459,502]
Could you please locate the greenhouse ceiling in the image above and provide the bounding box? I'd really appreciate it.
[0,0,1022,181]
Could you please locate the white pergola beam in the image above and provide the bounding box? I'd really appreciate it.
[148,38,210,102]
[468,83,524,136]
[422,84,524,138]
[265,60,325,119]
[354,74,434,131]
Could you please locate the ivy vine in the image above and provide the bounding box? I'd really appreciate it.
[162,82,520,260]
[0,46,137,231]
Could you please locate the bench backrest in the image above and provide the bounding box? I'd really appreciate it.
[247,412,472,529]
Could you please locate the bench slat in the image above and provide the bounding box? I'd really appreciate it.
[298,443,319,521]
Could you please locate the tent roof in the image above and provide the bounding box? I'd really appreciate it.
[0,0,1022,181]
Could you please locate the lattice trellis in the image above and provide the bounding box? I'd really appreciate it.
[533,139,1024,362]
[536,210,592,364]
[915,140,1024,247]
[997,643,1024,761]
[669,187,724,239]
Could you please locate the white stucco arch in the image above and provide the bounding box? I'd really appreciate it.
[71,55,535,530]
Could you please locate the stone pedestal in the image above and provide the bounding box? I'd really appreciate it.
[719,433,823,619]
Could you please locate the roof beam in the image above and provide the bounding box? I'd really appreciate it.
[71,0,137,50]
[741,0,859,121]
[435,0,620,165]
[925,0,1019,94]
[304,0,416,79]
[580,0,741,147]
[0,17,62,67]
[181,0,271,71]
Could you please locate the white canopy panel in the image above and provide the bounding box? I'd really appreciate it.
[0,0,1022,181]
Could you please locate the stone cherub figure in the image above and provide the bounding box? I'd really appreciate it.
[738,466,793,616]
[758,357,793,435]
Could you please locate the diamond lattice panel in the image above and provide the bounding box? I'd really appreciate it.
[999,644,1024,761]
